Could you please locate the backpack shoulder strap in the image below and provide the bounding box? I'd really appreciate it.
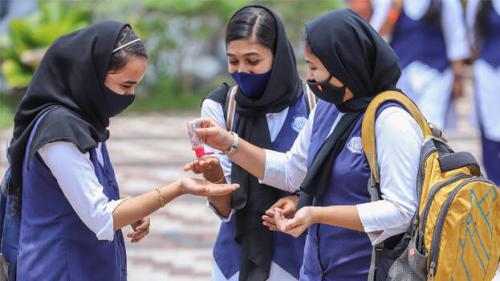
[361,91,433,184]
[224,85,238,131]
[303,82,317,114]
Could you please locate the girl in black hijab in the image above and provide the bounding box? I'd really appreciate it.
[190,9,424,281]
[185,5,315,281]
[0,21,237,280]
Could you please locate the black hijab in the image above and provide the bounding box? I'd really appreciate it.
[207,5,302,281]
[5,21,128,204]
[299,9,401,204]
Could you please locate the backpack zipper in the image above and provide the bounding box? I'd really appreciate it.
[416,145,436,198]
[419,173,470,240]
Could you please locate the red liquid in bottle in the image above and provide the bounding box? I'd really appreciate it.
[194,146,205,158]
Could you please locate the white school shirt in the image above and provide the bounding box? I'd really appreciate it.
[263,105,423,246]
[38,142,127,241]
[370,0,470,61]
[201,98,299,281]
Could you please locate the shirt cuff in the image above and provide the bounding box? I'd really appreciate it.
[96,198,128,241]
[206,200,234,222]
[356,201,409,246]
[447,47,471,62]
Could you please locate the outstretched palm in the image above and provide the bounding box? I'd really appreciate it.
[180,177,237,196]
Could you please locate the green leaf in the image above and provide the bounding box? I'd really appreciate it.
[2,60,33,88]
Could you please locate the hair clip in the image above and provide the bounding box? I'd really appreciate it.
[112,38,141,53]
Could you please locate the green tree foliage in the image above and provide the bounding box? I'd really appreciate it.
[93,0,342,106]
[1,1,91,89]
[1,0,342,110]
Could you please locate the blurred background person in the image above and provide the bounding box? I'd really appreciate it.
[370,0,470,130]
[466,0,500,187]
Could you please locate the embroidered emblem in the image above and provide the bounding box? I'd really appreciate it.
[292,116,307,133]
[347,137,363,154]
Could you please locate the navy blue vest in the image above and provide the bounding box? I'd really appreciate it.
[300,101,372,281]
[480,7,500,67]
[213,95,309,279]
[300,101,402,281]
[17,114,127,281]
[391,11,448,72]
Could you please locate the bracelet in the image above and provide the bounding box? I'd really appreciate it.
[222,132,239,156]
[155,188,166,207]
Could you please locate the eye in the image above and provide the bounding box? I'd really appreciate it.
[308,66,317,72]
[121,84,132,90]
[229,60,239,66]
[306,61,317,70]
[247,59,261,66]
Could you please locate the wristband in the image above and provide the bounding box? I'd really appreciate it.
[222,132,239,156]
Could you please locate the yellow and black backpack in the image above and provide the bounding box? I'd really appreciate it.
[362,91,500,281]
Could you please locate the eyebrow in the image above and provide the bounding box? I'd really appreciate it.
[226,52,261,57]
[122,80,137,85]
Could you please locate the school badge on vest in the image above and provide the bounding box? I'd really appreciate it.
[292,116,307,133]
[347,137,363,154]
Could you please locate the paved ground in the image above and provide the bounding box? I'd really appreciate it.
[1,86,499,280]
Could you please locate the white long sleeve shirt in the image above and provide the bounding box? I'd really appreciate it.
[38,142,126,241]
[262,105,423,245]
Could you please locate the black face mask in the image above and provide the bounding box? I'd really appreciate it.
[104,87,135,118]
[307,74,346,106]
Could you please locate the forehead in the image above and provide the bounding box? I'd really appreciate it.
[109,56,147,79]
[303,45,320,62]
[227,38,270,56]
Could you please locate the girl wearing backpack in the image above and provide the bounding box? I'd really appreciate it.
[188,9,424,281]
[1,22,238,281]
[185,5,315,281]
